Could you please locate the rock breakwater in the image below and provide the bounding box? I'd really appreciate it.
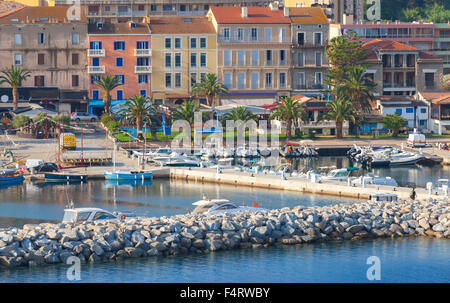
[0,198,448,268]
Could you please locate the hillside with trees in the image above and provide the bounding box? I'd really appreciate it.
[376,0,450,23]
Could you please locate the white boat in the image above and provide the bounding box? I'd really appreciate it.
[191,198,267,215]
[235,146,259,158]
[319,167,359,182]
[351,174,398,187]
[368,193,398,203]
[62,207,136,224]
[388,152,424,166]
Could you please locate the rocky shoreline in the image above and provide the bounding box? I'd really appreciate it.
[1,198,449,269]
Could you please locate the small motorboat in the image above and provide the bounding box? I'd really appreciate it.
[351,174,398,187]
[45,173,87,182]
[388,152,424,166]
[104,170,153,180]
[319,167,359,182]
[191,198,267,215]
[279,144,299,158]
[62,207,136,224]
[367,193,398,203]
[0,169,24,185]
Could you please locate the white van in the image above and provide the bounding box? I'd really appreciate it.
[25,159,44,170]
[407,133,426,147]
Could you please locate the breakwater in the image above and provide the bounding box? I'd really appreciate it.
[0,197,448,269]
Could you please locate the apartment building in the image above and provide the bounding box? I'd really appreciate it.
[208,5,291,105]
[434,23,450,75]
[0,6,88,113]
[52,0,268,23]
[362,39,444,97]
[418,91,450,135]
[148,16,217,105]
[289,7,329,98]
[87,21,152,115]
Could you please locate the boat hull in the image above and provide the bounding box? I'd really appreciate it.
[104,171,153,180]
[0,175,24,184]
[45,173,87,182]
[370,160,391,167]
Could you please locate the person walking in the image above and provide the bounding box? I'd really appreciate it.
[410,187,417,200]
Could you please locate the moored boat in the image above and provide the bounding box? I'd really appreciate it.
[104,170,153,180]
[0,169,24,185]
[45,173,87,182]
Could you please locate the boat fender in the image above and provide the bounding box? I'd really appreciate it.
[120,214,126,220]
[252,202,259,208]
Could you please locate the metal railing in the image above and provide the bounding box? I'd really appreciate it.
[88,49,105,57]
[88,66,105,74]
[134,49,151,56]
[135,66,152,73]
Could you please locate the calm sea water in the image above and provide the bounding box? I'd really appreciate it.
[0,237,448,283]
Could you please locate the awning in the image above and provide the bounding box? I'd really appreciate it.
[220,97,276,106]
[213,104,271,116]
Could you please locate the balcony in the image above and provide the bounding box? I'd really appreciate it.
[88,49,105,57]
[135,66,152,73]
[88,66,105,74]
[134,49,152,56]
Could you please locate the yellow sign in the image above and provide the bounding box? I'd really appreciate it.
[61,133,76,150]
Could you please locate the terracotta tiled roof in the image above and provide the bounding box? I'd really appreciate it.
[0,6,87,23]
[148,16,215,34]
[363,39,417,51]
[289,7,329,24]
[418,51,442,61]
[88,22,150,34]
[418,92,450,104]
[209,6,291,24]
[0,1,24,16]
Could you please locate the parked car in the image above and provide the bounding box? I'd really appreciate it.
[71,112,98,122]
[34,162,59,173]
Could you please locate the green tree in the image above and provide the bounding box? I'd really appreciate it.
[443,74,450,91]
[401,7,422,21]
[0,66,31,111]
[270,97,309,139]
[322,98,356,139]
[223,106,257,123]
[117,95,153,136]
[12,114,30,129]
[94,75,122,114]
[382,113,407,137]
[192,73,228,120]
[171,100,199,128]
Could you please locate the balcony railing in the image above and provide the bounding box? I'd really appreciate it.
[134,49,151,56]
[88,66,105,74]
[88,49,105,57]
[135,66,152,73]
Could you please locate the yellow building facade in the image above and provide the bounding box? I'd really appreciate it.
[284,0,311,7]
[5,0,54,6]
[149,17,217,105]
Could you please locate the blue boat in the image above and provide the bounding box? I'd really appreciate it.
[104,170,153,180]
[0,169,24,185]
[45,173,87,182]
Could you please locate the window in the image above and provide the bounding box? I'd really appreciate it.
[265,73,272,88]
[116,57,123,67]
[72,75,79,87]
[237,28,245,41]
[279,28,286,43]
[91,75,100,84]
[425,73,434,87]
[175,73,181,88]
[137,57,149,66]
[34,76,45,87]
[296,72,305,87]
[93,90,99,100]
[237,73,245,89]
[138,5,145,11]
[315,52,322,66]
[224,73,232,89]
[265,28,272,42]
[251,50,259,66]
[396,108,402,115]
[116,90,123,100]
[279,73,286,88]
[298,53,304,66]
[315,72,323,86]
[224,50,231,66]
[165,73,172,88]
[200,53,207,67]
[14,54,21,65]
[279,50,286,65]
[14,33,21,45]
[38,33,45,44]
[174,38,181,49]
[266,50,272,65]
[222,28,230,41]
[314,32,322,45]
[37,53,45,65]
[200,37,207,48]
[151,5,157,11]
[297,32,305,45]
[406,108,414,113]
[175,53,181,68]
[72,53,79,65]
[237,50,245,66]
[114,41,125,50]
[420,108,426,114]
[190,37,197,48]
[90,41,102,49]
[115,75,124,84]
[138,74,148,84]
[140,90,146,96]
[163,5,173,11]
[251,72,259,89]
[180,4,186,11]
[419,119,426,126]
[250,28,258,41]
[190,73,197,87]
[165,53,172,68]
[165,38,171,49]
[200,73,206,81]
[136,41,149,49]
[190,53,197,67]
[72,33,79,45]
[92,57,99,66]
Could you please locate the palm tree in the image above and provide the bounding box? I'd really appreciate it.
[338,65,377,113]
[323,97,356,139]
[171,100,199,128]
[117,95,153,138]
[382,113,407,137]
[192,73,228,120]
[0,66,31,111]
[223,106,256,123]
[270,97,308,139]
[94,75,122,114]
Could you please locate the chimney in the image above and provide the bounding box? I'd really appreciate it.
[284,7,289,17]
[395,20,399,24]
[241,7,248,18]
[269,2,278,11]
